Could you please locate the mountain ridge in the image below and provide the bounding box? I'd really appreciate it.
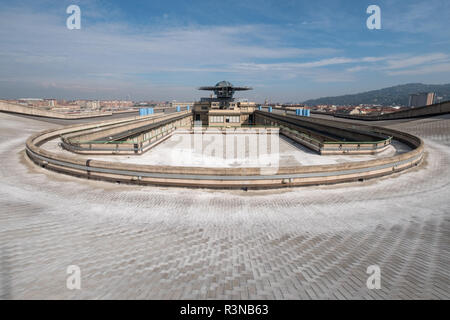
[302,83,450,106]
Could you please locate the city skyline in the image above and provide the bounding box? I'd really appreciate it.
[1,0,450,101]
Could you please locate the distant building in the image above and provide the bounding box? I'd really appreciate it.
[170,101,194,109]
[281,104,305,110]
[408,92,435,107]
[75,100,100,109]
[349,107,367,115]
[100,100,134,109]
[45,99,56,107]
[193,81,255,126]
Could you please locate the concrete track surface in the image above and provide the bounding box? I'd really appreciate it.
[0,112,449,299]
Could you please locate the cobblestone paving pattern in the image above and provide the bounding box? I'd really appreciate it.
[0,113,448,299]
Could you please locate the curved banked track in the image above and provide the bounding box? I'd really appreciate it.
[25,116,424,188]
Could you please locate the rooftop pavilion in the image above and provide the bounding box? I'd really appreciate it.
[194,81,256,126]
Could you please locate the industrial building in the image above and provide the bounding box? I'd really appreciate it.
[408,92,435,107]
[193,81,256,126]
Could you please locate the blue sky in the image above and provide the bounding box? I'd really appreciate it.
[0,0,449,102]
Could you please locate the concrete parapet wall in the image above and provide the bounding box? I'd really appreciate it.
[256,111,388,141]
[63,113,192,154]
[67,111,191,142]
[0,100,113,119]
[25,115,424,188]
[256,111,392,155]
[334,100,450,121]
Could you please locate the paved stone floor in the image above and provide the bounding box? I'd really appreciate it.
[0,112,449,299]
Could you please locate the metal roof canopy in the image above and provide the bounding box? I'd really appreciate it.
[198,81,252,100]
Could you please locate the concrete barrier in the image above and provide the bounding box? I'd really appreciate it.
[61,112,192,155]
[255,111,392,155]
[66,111,191,143]
[25,115,424,188]
[334,100,450,121]
[0,100,114,119]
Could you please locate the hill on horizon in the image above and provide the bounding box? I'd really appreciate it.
[302,83,450,106]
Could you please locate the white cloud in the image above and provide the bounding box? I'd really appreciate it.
[231,58,355,72]
[384,53,449,70]
[387,63,450,76]
[0,2,449,100]
[0,7,346,98]
[0,9,337,74]
[346,66,370,73]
